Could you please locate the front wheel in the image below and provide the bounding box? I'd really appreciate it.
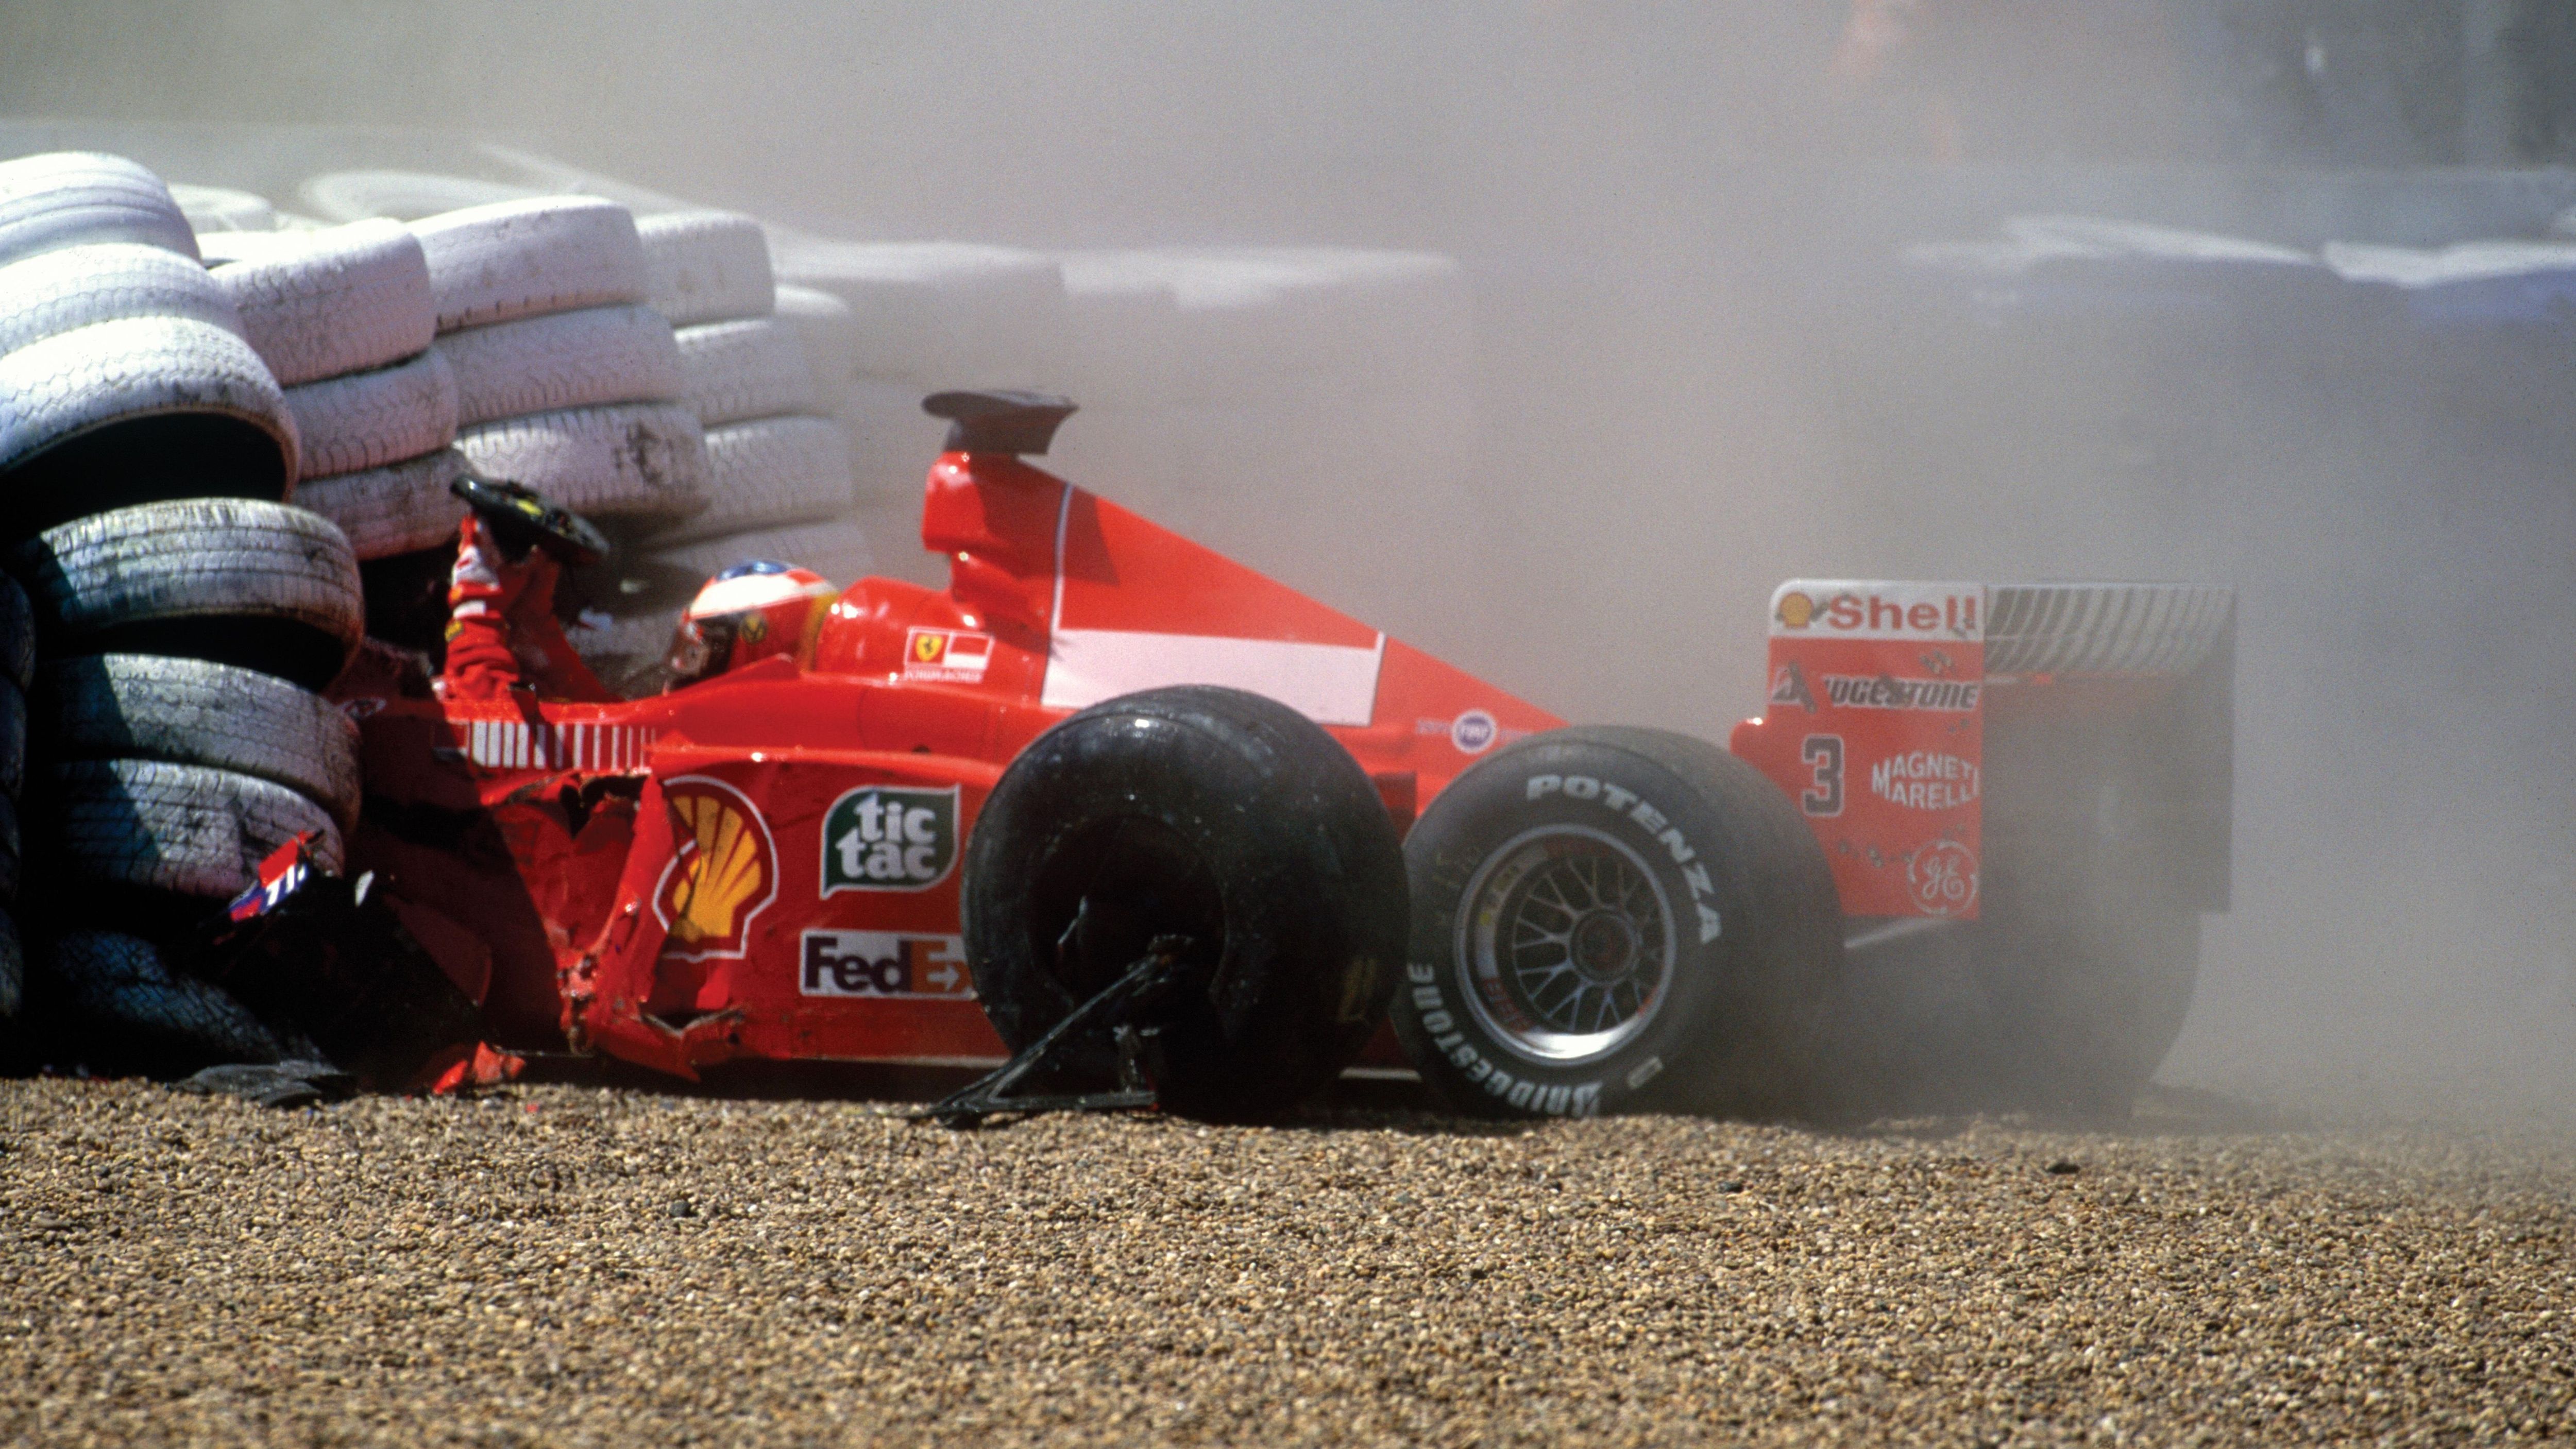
[962,685,1409,1121]
[1392,727,1843,1119]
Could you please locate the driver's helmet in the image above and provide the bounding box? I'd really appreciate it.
[665,560,837,689]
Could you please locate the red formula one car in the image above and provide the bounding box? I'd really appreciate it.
[337,391,2234,1120]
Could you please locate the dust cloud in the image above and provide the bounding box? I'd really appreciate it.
[3,1,2568,1120]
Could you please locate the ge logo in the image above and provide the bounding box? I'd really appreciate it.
[1908,839,1979,917]
[1450,709,1498,755]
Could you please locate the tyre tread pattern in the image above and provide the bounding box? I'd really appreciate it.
[281,347,459,480]
[55,757,344,900]
[13,498,364,672]
[453,402,710,523]
[41,654,360,830]
[0,243,240,359]
[435,304,681,427]
[205,219,436,385]
[638,210,775,326]
[411,197,647,332]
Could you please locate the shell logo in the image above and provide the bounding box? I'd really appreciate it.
[653,777,779,960]
[1775,591,1817,629]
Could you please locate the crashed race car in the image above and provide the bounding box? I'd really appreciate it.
[325,389,2234,1121]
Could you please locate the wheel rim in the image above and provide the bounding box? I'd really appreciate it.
[1456,824,1675,1066]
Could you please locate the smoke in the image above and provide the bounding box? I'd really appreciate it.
[4,0,2569,1120]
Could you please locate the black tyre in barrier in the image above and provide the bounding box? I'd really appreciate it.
[1392,727,1843,1120]
[38,929,298,1074]
[0,911,19,1026]
[963,685,1408,1121]
[10,498,363,690]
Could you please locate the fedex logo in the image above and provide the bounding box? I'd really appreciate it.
[800,931,973,998]
[1770,581,1984,642]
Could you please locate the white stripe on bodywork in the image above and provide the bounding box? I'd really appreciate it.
[1041,628,1385,726]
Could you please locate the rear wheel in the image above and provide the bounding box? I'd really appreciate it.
[962,686,1408,1120]
[1393,727,1842,1119]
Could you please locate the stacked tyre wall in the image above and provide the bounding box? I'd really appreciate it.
[576,211,874,691]
[0,151,365,1073]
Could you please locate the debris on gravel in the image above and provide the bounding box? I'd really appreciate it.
[3,1077,2570,1446]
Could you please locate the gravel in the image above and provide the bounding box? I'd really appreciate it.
[3,1077,2571,1446]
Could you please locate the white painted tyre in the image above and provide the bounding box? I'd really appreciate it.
[772,283,859,406]
[299,169,545,225]
[282,348,458,480]
[674,317,817,427]
[172,183,277,235]
[650,515,874,589]
[204,219,436,386]
[0,151,197,267]
[435,304,680,428]
[771,240,1067,390]
[562,606,684,695]
[653,415,852,545]
[0,243,241,359]
[837,379,949,500]
[0,316,298,527]
[412,196,647,332]
[454,402,710,524]
[639,210,775,326]
[290,447,470,561]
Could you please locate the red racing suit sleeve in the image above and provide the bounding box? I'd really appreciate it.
[437,515,619,704]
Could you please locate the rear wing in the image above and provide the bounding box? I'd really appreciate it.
[1730,581,2234,922]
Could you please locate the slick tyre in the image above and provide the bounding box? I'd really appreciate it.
[963,685,1408,1121]
[11,499,364,690]
[204,219,436,385]
[1393,727,1842,1120]
[40,655,360,831]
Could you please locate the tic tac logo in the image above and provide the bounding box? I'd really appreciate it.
[821,784,959,893]
[654,777,779,960]
[1450,709,1498,754]
[903,627,993,683]
[1909,839,1980,917]
[1870,751,1981,811]
[1771,581,1984,641]
[800,931,974,999]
